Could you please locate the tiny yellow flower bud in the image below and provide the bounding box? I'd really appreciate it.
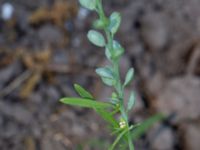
[119,120,126,128]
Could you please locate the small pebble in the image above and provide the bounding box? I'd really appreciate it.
[77,8,89,20]
[64,21,74,32]
[183,123,200,150]
[1,3,14,20]
[148,124,175,150]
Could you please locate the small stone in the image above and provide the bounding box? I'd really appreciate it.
[38,25,63,46]
[41,136,54,150]
[182,123,200,150]
[71,123,86,137]
[0,102,32,124]
[77,8,89,20]
[24,136,36,150]
[156,77,200,123]
[41,135,66,150]
[1,122,19,138]
[0,63,20,89]
[45,86,60,103]
[1,3,14,20]
[141,12,168,51]
[148,124,175,150]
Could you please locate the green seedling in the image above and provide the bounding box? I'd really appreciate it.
[60,0,164,149]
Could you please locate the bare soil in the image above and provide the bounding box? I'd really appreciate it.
[0,0,200,150]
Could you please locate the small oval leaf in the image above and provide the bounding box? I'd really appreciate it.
[127,91,135,111]
[109,12,121,35]
[87,30,105,47]
[123,68,134,87]
[96,67,113,79]
[74,84,94,99]
[101,77,115,86]
[112,40,124,58]
[79,0,97,10]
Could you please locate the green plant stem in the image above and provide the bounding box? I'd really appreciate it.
[111,38,134,150]
[109,126,129,150]
[96,1,134,149]
[104,13,134,150]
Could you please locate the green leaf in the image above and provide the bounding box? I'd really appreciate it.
[112,40,124,58]
[60,97,113,109]
[109,12,121,36]
[131,113,165,141]
[79,0,97,10]
[95,109,119,128]
[96,67,116,86]
[101,77,115,86]
[87,30,105,47]
[127,92,135,111]
[74,84,94,99]
[123,68,134,87]
[96,67,113,79]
